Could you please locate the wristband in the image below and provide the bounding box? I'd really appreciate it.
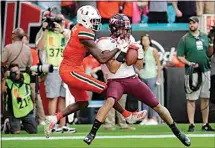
[116,52,126,63]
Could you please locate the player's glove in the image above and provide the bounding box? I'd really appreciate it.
[115,38,129,63]
[116,37,129,53]
[128,43,139,50]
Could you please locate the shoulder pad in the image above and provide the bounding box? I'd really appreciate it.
[96,37,117,52]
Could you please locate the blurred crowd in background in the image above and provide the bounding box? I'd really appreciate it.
[32,1,215,24]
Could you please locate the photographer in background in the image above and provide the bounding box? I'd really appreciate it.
[207,26,215,104]
[1,28,32,70]
[1,28,32,132]
[36,13,75,133]
[177,17,214,132]
[1,64,37,134]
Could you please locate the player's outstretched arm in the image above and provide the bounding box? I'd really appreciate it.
[81,40,119,64]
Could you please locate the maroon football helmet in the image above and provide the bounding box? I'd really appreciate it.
[109,13,131,39]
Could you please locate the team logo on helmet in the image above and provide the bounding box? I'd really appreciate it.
[109,13,131,39]
[77,5,102,31]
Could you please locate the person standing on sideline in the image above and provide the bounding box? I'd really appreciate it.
[36,14,75,132]
[138,34,161,125]
[2,28,32,70]
[177,16,215,132]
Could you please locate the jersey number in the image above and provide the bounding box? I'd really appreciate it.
[19,98,28,109]
[49,48,63,57]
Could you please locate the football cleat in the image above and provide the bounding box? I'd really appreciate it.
[83,133,96,145]
[176,132,191,147]
[44,116,57,138]
[126,110,147,124]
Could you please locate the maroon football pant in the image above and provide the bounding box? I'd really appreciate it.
[106,75,159,108]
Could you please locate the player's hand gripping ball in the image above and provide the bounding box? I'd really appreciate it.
[125,44,139,66]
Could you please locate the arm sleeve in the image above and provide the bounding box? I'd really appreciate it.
[78,29,95,40]
[177,38,185,56]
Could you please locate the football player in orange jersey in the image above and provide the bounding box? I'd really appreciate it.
[44,5,146,138]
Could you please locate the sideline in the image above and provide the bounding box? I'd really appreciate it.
[2,134,215,141]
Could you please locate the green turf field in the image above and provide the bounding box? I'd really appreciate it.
[2,124,215,148]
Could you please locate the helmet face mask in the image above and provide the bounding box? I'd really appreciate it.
[109,14,131,39]
[77,5,102,31]
[90,18,102,31]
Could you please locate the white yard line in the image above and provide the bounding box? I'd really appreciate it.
[2,134,215,141]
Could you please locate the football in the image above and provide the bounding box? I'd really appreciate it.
[125,48,138,66]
